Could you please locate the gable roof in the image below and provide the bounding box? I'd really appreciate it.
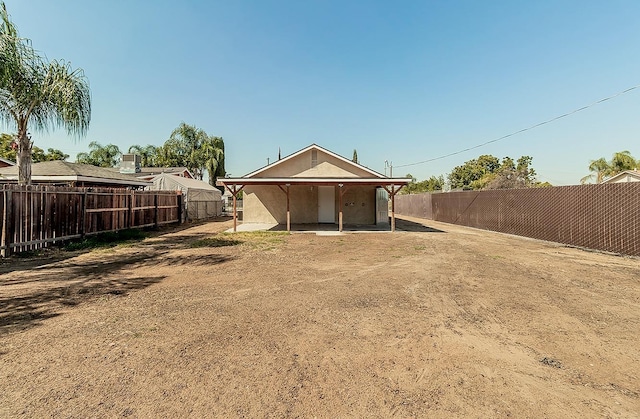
[0,161,150,186]
[244,144,386,178]
[602,170,640,184]
[150,173,221,192]
[0,157,15,166]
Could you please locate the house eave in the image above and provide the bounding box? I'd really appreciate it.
[0,175,150,186]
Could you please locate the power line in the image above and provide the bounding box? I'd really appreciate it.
[395,84,640,169]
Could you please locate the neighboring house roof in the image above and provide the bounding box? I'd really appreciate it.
[602,170,640,184]
[105,166,194,180]
[0,161,151,187]
[0,157,15,167]
[139,167,193,176]
[149,173,221,193]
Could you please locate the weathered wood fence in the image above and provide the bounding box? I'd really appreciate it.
[1,185,183,256]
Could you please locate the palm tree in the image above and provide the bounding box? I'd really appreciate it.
[201,136,225,186]
[0,2,90,185]
[609,150,637,176]
[76,141,120,167]
[167,122,207,179]
[581,157,610,184]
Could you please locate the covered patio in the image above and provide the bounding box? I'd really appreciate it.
[220,178,409,233]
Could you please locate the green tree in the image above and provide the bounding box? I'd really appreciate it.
[581,151,638,184]
[352,149,358,164]
[0,132,16,161]
[155,122,225,185]
[610,150,637,175]
[484,156,537,189]
[201,135,225,185]
[448,155,500,190]
[1,133,67,162]
[581,157,610,184]
[76,141,121,167]
[0,2,91,185]
[448,154,539,190]
[42,148,69,161]
[400,173,445,194]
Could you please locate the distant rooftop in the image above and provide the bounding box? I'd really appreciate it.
[0,161,150,186]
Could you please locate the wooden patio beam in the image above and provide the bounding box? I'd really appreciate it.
[383,185,404,232]
[277,184,291,232]
[224,184,245,232]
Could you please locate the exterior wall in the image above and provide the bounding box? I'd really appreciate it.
[243,185,283,223]
[341,186,376,224]
[243,185,377,225]
[255,149,374,178]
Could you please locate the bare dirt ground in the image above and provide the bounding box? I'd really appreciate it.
[1,215,639,418]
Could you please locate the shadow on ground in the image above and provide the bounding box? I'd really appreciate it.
[0,274,166,336]
[394,218,446,233]
[0,219,236,336]
[0,218,234,276]
[260,220,446,233]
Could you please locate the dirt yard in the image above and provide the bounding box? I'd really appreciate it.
[1,216,639,418]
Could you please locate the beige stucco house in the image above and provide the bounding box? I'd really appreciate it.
[221,144,410,232]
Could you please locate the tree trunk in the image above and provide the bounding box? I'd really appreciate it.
[16,130,32,186]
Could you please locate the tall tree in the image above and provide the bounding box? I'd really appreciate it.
[352,149,358,164]
[448,155,500,190]
[485,156,537,189]
[581,151,638,184]
[41,148,69,161]
[609,150,637,175]
[400,173,445,194]
[203,135,225,185]
[581,157,610,184]
[0,2,91,185]
[1,132,67,162]
[76,141,121,167]
[155,122,225,184]
[448,154,539,190]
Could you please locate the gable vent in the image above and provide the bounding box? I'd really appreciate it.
[311,149,318,168]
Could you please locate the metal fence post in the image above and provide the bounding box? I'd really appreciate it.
[176,191,183,224]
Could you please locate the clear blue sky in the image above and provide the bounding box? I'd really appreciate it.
[3,0,639,185]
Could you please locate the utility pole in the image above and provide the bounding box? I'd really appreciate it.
[385,160,393,177]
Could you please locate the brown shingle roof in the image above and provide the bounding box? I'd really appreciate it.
[0,161,150,186]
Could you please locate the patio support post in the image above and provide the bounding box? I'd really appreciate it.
[277,184,291,233]
[286,184,290,232]
[391,186,396,232]
[383,184,404,232]
[338,183,344,232]
[224,184,244,232]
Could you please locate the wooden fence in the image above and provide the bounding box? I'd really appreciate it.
[1,185,183,256]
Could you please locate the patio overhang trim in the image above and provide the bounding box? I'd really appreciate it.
[220,177,411,187]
